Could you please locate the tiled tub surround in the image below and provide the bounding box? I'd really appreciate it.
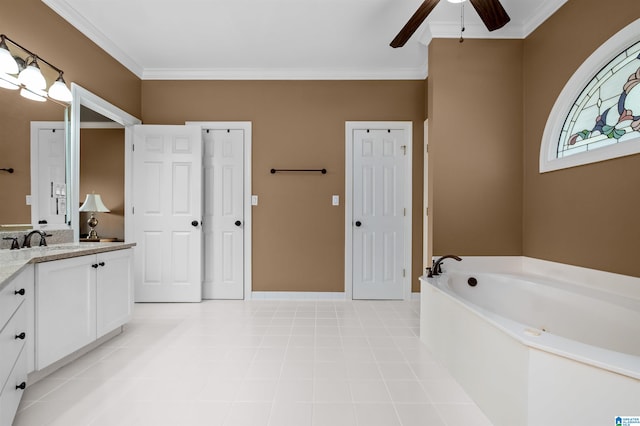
[420,257,640,426]
[13,301,493,426]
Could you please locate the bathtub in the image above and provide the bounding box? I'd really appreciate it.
[419,257,640,426]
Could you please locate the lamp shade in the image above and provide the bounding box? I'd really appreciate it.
[48,75,72,102]
[18,59,46,90]
[0,38,18,75]
[20,87,46,102]
[0,73,19,90]
[79,193,110,213]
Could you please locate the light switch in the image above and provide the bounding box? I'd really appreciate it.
[25,195,32,205]
[251,195,258,206]
[332,195,339,206]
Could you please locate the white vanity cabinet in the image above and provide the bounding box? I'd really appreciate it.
[0,266,32,426]
[35,249,133,370]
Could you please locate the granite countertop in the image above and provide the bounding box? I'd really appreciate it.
[0,242,136,290]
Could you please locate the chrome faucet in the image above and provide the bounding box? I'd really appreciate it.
[427,255,462,277]
[22,230,49,248]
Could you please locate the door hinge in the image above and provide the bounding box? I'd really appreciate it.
[403,269,406,278]
[401,145,407,155]
[426,144,428,153]
[403,208,406,217]
[425,207,428,216]
[132,206,135,214]
[132,144,135,152]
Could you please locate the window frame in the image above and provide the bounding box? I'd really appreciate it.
[540,18,640,173]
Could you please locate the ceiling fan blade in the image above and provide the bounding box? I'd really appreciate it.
[468,0,510,31]
[390,0,440,48]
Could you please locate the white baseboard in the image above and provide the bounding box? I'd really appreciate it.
[250,291,347,301]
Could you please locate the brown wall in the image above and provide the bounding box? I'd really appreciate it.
[79,128,125,240]
[142,80,425,292]
[0,0,141,224]
[523,0,640,277]
[428,39,523,257]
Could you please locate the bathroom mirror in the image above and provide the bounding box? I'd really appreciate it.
[0,89,68,230]
[69,84,141,241]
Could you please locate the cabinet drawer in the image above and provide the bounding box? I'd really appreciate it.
[0,303,27,393]
[0,275,27,329]
[0,347,27,426]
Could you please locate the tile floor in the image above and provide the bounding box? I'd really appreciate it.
[14,300,493,426]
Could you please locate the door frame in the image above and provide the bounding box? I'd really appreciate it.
[344,121,413,300]
[186,121,253,300]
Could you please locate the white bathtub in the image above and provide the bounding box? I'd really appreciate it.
[420,257,640,426]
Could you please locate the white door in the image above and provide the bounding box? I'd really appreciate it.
[352,128,407,300]
[202,128,244,299]
[132,125,203,302]
[32,126,67,226]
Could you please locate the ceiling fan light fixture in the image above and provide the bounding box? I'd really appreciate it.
[447,0,466,3]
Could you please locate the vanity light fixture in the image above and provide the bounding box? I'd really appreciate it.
[0,34,72,105]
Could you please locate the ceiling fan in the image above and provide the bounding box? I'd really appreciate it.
[390,0,510,48]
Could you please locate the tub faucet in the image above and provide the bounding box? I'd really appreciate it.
[22,230,49,248]
[428,255,462,277]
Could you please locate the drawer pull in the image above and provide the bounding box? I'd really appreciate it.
[92,264,99,269]
[15,332,26,340]
[99,262,105,267]
[16,382,26,390]
[14,288,25,296]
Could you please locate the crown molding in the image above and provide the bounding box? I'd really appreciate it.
[42,0,144,78]
[522,0,568,37]
[142,66,428,81]
[421,0,568,43]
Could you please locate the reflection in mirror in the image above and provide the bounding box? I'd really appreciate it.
[78,106,125,241]
[0,87,67,228]
[70,84,141,242]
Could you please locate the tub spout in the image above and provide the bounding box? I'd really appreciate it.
[430,255,462,277]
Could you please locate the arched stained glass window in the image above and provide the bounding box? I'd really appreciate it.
[558,41,640,158]
[540,19,640,173]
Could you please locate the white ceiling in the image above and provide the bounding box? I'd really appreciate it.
[43,0,567,80]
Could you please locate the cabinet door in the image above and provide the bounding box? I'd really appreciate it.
[96,249,133,338]
[35,255,96,370]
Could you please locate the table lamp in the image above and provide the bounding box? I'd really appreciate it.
[79,193,110,240]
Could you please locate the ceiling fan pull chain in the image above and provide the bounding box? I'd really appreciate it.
[459,3,465,43]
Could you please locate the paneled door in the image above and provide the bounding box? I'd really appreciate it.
[31,124,67,226]
[202,128,245,299]
[352,128,407,300]
[132,125,203,302]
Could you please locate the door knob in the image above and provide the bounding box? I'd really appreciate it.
[355,221,362,227]
[191,220,199,227]
[235,220,242,227]
[15,332,26,340]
